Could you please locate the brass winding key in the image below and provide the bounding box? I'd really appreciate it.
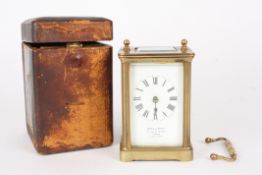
[205,137,237,162]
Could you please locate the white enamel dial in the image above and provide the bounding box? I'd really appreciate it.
[133,76,177,121]
[130,63,184,146]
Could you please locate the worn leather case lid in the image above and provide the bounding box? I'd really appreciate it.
[22,17,113,43]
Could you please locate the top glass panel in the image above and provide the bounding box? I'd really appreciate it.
[136,47,177,53]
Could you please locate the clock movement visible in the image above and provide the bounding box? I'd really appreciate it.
[118,39,195,161]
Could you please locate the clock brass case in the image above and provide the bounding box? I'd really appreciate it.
[118,39,195,161]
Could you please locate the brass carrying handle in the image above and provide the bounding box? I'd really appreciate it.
[205,137,237,162]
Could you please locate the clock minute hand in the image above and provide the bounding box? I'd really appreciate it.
[154,105,157,120]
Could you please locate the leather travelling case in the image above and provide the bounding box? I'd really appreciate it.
[21,17,113,154]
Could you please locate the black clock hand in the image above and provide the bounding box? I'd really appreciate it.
[154,103,157,120]
[152,96,159,120]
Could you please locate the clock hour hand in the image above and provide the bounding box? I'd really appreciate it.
[152,96,159,120]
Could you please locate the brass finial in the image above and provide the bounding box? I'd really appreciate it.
[210,153,218,160]
[205,137,213,143]
[205,137,237,162]
[124,39,130,52]
[181,39,188,52]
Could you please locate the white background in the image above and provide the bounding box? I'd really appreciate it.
[0,0,261,175]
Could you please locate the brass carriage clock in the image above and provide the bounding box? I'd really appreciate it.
[118,39,195,161]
